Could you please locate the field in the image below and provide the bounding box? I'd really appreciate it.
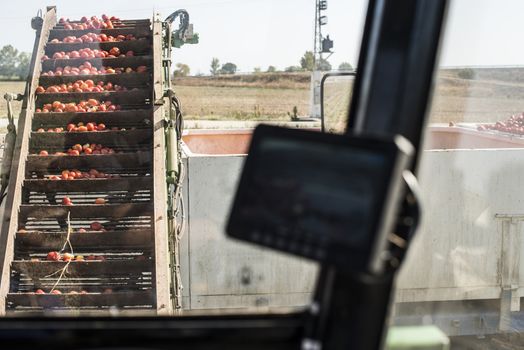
[431,68,524,124]
[0,67,522,127]
[175,85,309,121]
[0,81,25,120]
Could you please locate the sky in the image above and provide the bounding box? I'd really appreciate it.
[0,0,522,74]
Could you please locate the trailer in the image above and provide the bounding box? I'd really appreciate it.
[179,125,524,339]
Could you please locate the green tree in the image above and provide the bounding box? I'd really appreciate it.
[285,66,302,72]
[318,58,332,71]
[16,52,30,80]
[210,57,220,75]
[220,62,237,74]
[253,67,261,73]
[266,65,277,73]
[300,51,315,71]
[338,62,353,71]
[0,45,20,78]
[173,63,190,77]
[457,68,474,80]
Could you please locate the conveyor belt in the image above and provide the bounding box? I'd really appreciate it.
[0,7,170,315]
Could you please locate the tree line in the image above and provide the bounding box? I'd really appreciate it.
[0,45,31,80]
[173,50,353,77]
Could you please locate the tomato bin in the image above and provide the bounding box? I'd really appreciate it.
[180,124,524,338]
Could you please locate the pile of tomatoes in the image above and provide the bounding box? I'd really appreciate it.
[36,80,126,94]
[45,169,118,181]
[37,99,120,113]
[58,14,120,30]
[38,143,115,157]
[43,47,134,60]
[41,62,148,77]
[477,113,524,135]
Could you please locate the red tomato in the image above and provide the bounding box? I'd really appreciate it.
[95,198,106,205]
[47,251,61,261]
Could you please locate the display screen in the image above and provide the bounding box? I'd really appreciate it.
[227,125,404,269]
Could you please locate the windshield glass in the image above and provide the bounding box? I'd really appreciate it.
[391,1,524,348]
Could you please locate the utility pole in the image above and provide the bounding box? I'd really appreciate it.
[313,0,330,69]
[310,0,333,118]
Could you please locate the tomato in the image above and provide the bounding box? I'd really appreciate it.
[87,98,99,106]
[109,46,120,56]
[47,251,61,261]
[64,104,78,113]
[62,253,74,262]
[62,196,73,206]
